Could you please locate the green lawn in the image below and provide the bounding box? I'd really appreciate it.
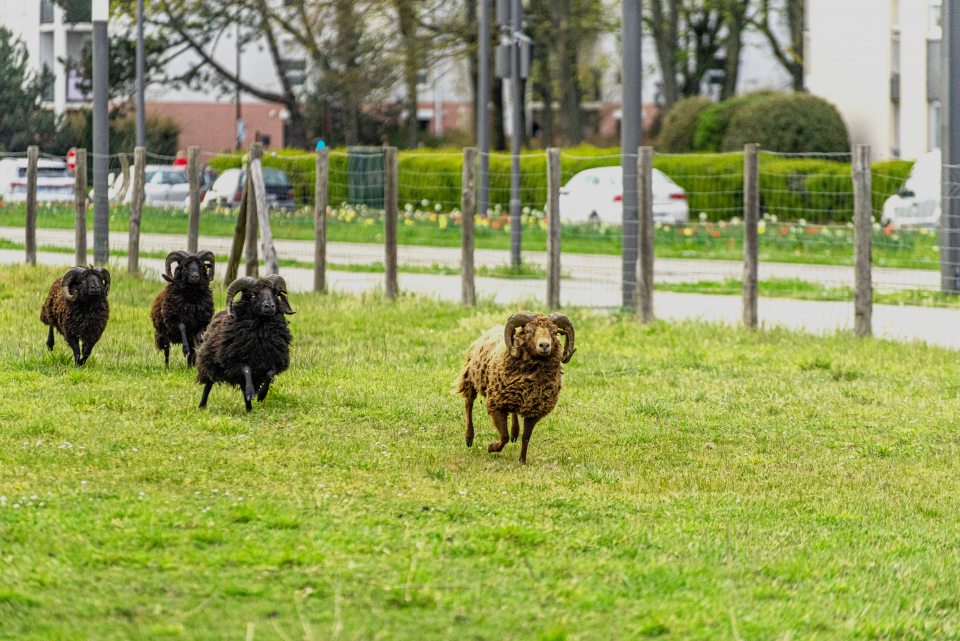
[1,203,944,269]
[3,264,960,639]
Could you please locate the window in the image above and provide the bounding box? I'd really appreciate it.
[929,101,942,151]
[891,32,901,74]
[930,0,942,31]
[892,103,901,158]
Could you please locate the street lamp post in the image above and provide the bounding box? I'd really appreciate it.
[92,0,110,265]
[135,0,145,147]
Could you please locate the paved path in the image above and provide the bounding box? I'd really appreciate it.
[4,248,957,351]
[0,226,939,292]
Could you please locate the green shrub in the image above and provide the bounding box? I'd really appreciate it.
[657,97,713,153]
[723,93,850,153]
[693,92,774,152]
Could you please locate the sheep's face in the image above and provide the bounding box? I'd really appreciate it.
[247,284,295,318]
[61,266,110,303]
[179,259,204,286]
[514,317,560,360]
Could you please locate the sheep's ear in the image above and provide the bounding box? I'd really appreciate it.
[278,293,296,315]
[162,274,173,283]
[509,334,521,358]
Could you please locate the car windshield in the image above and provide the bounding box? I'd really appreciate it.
[238,169,291,188]
[147,170,188,185]
[19,167,68,178]
[902,161,941,196]
[212,170,239,193]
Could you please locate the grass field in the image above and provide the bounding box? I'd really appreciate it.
[0,203,943,270]
[4,264,960,639]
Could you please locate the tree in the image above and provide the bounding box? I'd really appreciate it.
[66,32,167,102]
[0,27,58,152]
[721,0,753,100]
[393,0,424,149]
[753,0,804,91]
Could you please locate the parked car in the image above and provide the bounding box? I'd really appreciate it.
[117,165,191,207]
[0,158,75,203]
[881,150,941,231]
[202,167,296,211]
[559,166,689,224]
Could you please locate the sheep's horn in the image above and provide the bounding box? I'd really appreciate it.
[264,274,288,294]
[225,277,257,316]
[504,311,538,358]
[95,266,111,297]
[548,313,576,363]
[61,267,86,302]
[164,250,189,281]
[195,250,216,280]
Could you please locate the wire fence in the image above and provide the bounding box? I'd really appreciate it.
[4,144,960,341]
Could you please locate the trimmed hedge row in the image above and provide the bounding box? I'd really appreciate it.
[208,148,914,224]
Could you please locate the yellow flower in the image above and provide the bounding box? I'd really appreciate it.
[405,219,415,226]
[439,215,447,229]
[429,213,437,222]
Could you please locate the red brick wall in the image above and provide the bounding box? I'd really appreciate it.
[146,101,288,154]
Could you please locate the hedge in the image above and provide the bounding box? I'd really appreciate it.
[207,148,914,224]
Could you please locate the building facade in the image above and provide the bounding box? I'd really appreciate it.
[806,0,943,159]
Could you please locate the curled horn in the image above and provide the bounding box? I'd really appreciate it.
[225,277,257,316]
[503,311,538,358]
[164,250,189,282]
[95,266,111,297]
[548,313,576,363]
[195,250,216,280]
[60,267,86,302]
[265,274,295,314]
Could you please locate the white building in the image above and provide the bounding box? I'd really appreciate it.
[806,0,943,159]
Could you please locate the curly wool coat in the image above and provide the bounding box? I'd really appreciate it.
[195,297,292,393]
[40,276,110,360]
[150,278,215,358]
[455,325,563,420]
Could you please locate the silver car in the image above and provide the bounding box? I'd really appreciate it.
[202,167,297,211]
[120,165,190,207]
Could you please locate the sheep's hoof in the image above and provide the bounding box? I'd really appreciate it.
[510,434,518,443]
[465,436,473,447]
[519,456,527,465]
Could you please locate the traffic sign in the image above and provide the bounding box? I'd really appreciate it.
[66,148,76,172]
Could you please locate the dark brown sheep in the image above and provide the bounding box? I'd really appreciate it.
[196,275,295,412]
[151,250,216,366]
[455,311,576,464]
[40,266,111,367]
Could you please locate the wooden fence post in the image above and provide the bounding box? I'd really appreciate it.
[225,167,249,285]
[248,144,279,275]
[461,147,477,306]
[245,144,261,277]
[315,148,328,293]
[128,147,146,274]
[25,146,38,265]
[637,146,655,323]
[187,145,201,254]
[546,148,562,309]
[742,143,760,329]
[74,148,87,266]
[853,144,873,337]
[384,146,399,300]
[117,153,131,203]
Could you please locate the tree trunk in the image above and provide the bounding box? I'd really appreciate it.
[535,44,553,146]
[466,0,479,142]
[396,0,419,149]
[649,0,680,110]
[335,0,361,146]
[721,0,746,101]
[492,77,506,151]
[285,100,309,149]
[555,0,582,146]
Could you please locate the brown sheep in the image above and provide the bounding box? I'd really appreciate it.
[455,311,576,464]
[40,266,111,367]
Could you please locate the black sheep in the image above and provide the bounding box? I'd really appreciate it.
[196,275,295,412]
[151,250,216,366]
[40,266,111,367]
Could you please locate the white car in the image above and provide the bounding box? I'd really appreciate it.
[559,166,689,224]
[0,158,75,202]
[881,150,940,230]
[121,165,190,207]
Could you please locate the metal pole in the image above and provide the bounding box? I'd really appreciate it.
[852,144,873,337]
[478,0,490,219]
[25,146,38,265]
[942,0,960,292]
[546,147,561,308]
[509,11,522,269]
[743,143,760,329]
[236,21,243,151]
[621,0,642,309]
[135,0,145,147]
[92,0,110,265]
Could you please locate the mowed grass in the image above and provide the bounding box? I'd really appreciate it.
[3,265,960,639]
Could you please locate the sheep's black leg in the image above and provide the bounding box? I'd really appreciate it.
[46,326,55,351]
[178,322,190,359]
[242,365,255,412]
[199,382,212,409]
[464,391,476,447]
[66,337,82,366]
[487,409,510,453]
[163,345,170,367]
[194,331,204,346]
[518,416,541,465]
[257,369,277,402]
[78,341,95,366]
[510,413,520,443]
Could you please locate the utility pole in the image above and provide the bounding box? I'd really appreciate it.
[236,21,244,151]
[941,0,960,292]
[92,0,110,265]
[621,0,642,309]
[496,0,531,269]
[135,0,145,147]
[478,0,491,221]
